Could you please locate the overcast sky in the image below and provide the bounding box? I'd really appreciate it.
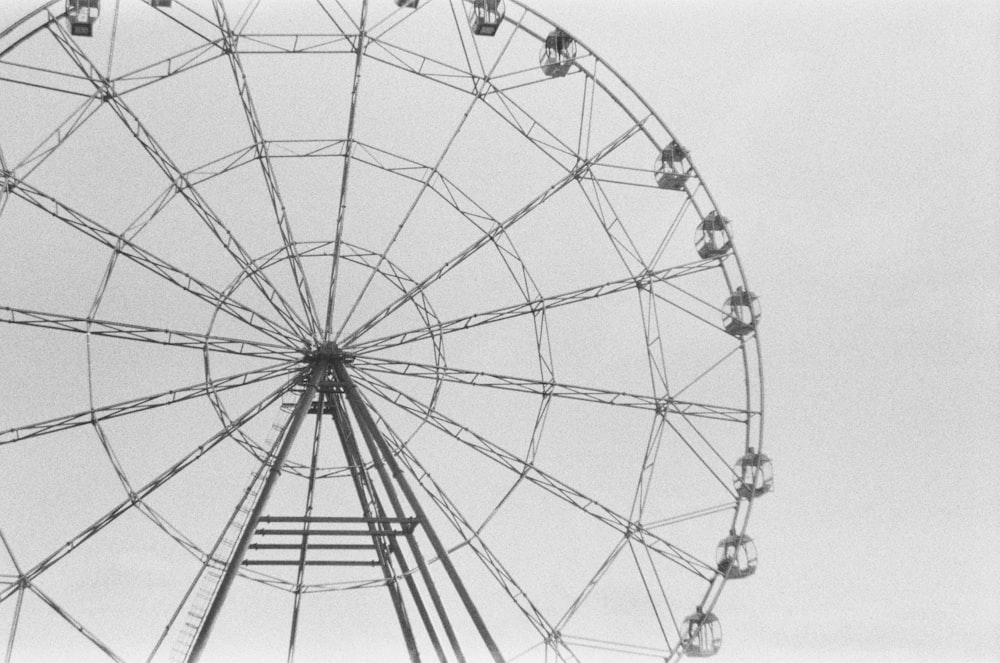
[536,1,999,661]
[1,1,998,662]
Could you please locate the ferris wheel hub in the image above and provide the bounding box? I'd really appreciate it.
[304,340,352,364]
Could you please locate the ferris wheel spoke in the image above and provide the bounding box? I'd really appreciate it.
[211,0,322,338]
[45,20,314,342]
[6,177,300,346]
[324,0,370,340]
[311,0,357,37]
[676,408,748,479]
[0,379,289,606]
[351,257,717,352]
[554,536,627,632]
[0,305,294,360]
[574,173,647,273]
[362,37,478,97]
[661,416,739,500]
[336,20,564,344]
[444,0,483,80]
[112,40,225,96]
[334,42,494,342]
[340,119,648,346]
[0,359,297,447]
[0,52,94,97]
[637,289,671,399]
[352,371,716,580]
[351,357,747,423]
[478,82,578,166]
[11,91,102,178]
[628,537,683,647]
[23,582,126,663]
[644,503,736,531]
[358,397,571,656]
[671,345,743,400]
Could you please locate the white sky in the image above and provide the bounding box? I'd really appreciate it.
[1,1,998,662]
[536,1,1000,661]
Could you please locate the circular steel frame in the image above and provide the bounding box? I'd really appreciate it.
[0,1,766,661]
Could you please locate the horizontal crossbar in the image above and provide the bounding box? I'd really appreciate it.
[255,528,413,537]
[259,516,417,524]
[248,543,377,550]
[242,560,381,567]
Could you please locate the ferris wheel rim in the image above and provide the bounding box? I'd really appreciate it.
[0,2,767,660]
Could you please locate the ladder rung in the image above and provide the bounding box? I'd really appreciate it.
[259,516,418,524]
[255,528,412,537]
[242,559,381,567]
[249,543,377,550]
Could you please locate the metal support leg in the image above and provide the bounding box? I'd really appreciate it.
[334,362,505,663]
[187,362,328,663]
[328,393,427,662]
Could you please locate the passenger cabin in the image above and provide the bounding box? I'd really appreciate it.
[395,0,418,7]
[716,530,758,579]
[150,0,172,7]
[722,286,759,337]
[696,211,731,259]
[539,29,576,77]
[682,608,722,657]
[734,447,774,499]
[66,0,100,36]
[654,141,690,190]
[470,0,504,36]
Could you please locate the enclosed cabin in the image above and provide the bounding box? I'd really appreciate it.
[722,286,759,337]
[733,447,774,499]
[654,141,690,190]
[66,0,100,36]
[470,0,505,36]
[394,0,419,7]
[539,29,576,78]
[696,211,732,259]
[716,530,758,579]
[150,0,172,7]
[682,608,722,657]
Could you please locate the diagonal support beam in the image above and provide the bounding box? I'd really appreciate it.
[351,258,719,353]
[45,19,313,342]
[186,361,328,663]
[0,305,293,360]
[334,362,506,663]
[352,356,753,423]
[211,0,322,337]
[8,177,298,346]
[0,360,295,446]
[340,120,648,346]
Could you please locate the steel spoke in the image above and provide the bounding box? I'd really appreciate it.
[360,397,577,661]
[212,0,322,337]
[352,370,715,579]
[26,583,126,663]
[0,359,297,446]
[45,19,313,341]
[0,377,292,605]
[324,0,369,339]
[340,119,649,346]
[352,356,751,423]
[7,176,298,345]
[334,10,526,342]
[351,257,718,353]
[1,305,294,360]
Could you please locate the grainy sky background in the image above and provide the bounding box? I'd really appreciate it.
[533,1,1000,661]
[1,1,998,662]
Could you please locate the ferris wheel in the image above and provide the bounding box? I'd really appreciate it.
[0,1,772,661]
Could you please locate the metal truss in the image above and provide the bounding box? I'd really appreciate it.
[0,2,767,662]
